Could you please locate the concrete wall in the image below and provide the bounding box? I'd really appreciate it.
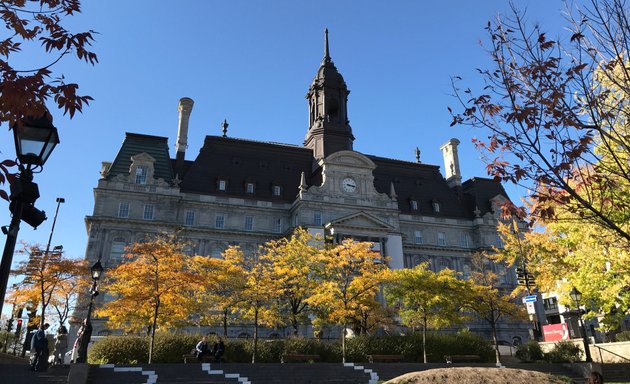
[540,340,630,363]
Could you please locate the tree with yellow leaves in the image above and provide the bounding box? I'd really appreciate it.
[384,263,466,363]
[96,237,197,363]
[10,243,87,328]
[460,252,526,365]
[308,239,388,363]
[223,246,281,363]
[267,228,320,336]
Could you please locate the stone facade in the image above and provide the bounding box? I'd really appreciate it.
[75,31,529,343]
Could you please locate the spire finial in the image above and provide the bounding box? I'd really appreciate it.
[221,119,229,137]
[415,147,421,163]
[324,28,331,63]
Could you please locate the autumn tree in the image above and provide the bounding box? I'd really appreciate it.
[384,263,466,363]
[224,246,280,364]
[460,252,526,365]
[0,0,97,197]
[308,239,388,363]
[267,227,320,336]
[10,242,86,327]
[451,0,630,244]
[97,237,196,363]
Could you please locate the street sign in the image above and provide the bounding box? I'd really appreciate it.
[526,301,536,315]
[522,295,537,303]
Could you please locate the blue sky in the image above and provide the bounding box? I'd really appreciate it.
[1,0,572,309]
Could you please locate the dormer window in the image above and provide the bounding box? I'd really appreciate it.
[273,185,282,197]
[218,179,227,191]
[246,182,255,194]
[432,200,441,213]
[129,153,155,185]
[410,200,418,210]
[135,165,148,184]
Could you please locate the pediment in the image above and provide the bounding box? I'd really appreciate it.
[326,211,395,232]
[323,150,376,170]
[130,152,156,164]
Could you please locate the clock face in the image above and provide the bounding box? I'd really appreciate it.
[342,177,357,193]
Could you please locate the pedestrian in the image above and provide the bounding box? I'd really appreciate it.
[53,326,68,365]
[195,336,210,362]
[212,336,225,363]
[588,371,604,384]
[30,323,50,372]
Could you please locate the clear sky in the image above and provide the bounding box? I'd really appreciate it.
[1,0,573,310]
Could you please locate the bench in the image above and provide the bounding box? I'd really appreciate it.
[444,354,481,363]
[183,354,213,363]
[367,354,404,363]
[281,354,321,363]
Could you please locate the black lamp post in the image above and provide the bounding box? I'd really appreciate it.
[76,259,103,363]
[0,113,59,316]
[569,287,593,362]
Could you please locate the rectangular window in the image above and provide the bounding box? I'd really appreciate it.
[246,182,254,194]
[244,216,254,231]
[273,185,282,196]
[411,200,418,210]
[437,232,446,246]
[460,233,470,248]
[184,210,195,226]
[218,179,227,191]
[433,201,440,213]
[118,202,129,218]
[135,165,148,184]
[414,230,423,244]
[313,211,322,226]
[110,241,126,263]
[143,204,154,220]
[215,214,225,229]
[462,263,471,279]
[274,218,283,233]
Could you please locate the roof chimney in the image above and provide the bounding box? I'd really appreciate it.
[176,97,194,171]
[440,138,462,188]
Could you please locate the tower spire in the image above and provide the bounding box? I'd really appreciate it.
[324,28,331,63]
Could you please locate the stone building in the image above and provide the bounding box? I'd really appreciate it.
[79,31,528,342]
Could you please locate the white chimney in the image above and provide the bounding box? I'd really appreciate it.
[176,97,194,169]
[440,138,462,188]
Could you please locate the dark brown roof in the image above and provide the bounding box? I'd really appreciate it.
[108,133,174,184]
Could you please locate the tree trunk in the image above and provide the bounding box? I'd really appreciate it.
[291,311,299,336]
[252,307,258,364]
[491,321,501,366]
[422,316,427,364]
[148,298,159,364]
[223,308,228,337]
[342,321,347,363]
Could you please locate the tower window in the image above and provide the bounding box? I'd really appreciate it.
[118,202,129,218]
[410,200,418,210]
[135,165,148,184]
[246,182,255,194]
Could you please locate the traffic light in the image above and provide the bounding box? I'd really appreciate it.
[526,273,536,287]
[15,319,22,336]
[516,268,527,286]
[6,318,13,332]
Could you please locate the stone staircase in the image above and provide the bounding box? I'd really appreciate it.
[0,363,70,384]
[601,363,630,383]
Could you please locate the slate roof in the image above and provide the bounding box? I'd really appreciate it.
[107,133,174,183]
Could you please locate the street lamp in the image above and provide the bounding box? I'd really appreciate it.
[569,287,592,362]
[76,259,103,363]
[0,113,59,316]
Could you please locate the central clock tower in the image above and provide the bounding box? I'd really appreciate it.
[304,29,354,160]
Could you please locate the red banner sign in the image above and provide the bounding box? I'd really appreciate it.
[543,323,569,342]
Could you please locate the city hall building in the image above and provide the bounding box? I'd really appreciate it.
[80,32,528,342]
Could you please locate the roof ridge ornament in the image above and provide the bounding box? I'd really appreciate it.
[323,28,331,64]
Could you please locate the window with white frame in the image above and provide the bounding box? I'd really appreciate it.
[184,210,195,226]
[432,201,440,213]
[437,232,446,246]
[462,263,471,279]
[246,182,254,194]
[273,185,282,196]
[143,204,154,220]
[215,214,225,229]
[410,200,418,210]
[274,218,283,233]
[313,211,322,226]
[135,165,149,184]
[118,202,129,218]
[218,179,227,191]
[110,240,126,263]
[414,230,423,244]
[244,216,254,231]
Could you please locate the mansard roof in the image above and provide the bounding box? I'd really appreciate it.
[107,133,174,183]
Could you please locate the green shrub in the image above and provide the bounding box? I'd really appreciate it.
[89,335,149,364]
[545,341,582,363]
[515,340,544,362]
[615,330,630,342]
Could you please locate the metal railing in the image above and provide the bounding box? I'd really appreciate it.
[593,344,630,363]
